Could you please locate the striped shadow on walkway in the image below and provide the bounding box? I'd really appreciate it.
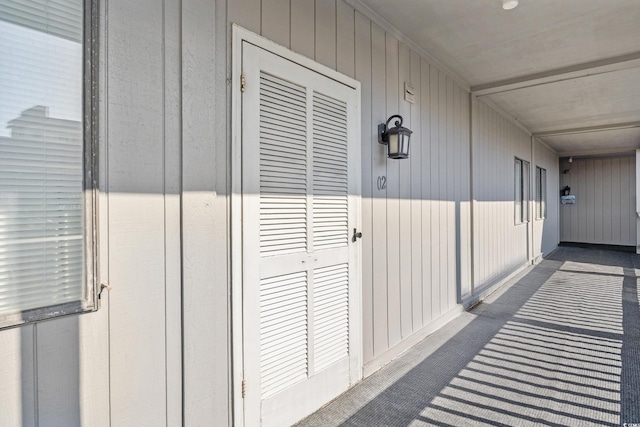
[296,247,640,427]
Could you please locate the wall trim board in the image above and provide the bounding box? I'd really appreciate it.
[461,261,532,310]
[230,23,243,427]
[344,0,470,92]
[556,148,637,158]
[468,92,476,296]
[362,305,464,378]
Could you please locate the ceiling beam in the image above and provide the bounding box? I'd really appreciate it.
[471,52,640,96]
[556,148,636,158]
[533,121,640,138]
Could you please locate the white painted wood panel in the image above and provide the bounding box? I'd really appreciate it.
[183,0,228,423]
[106,0,167,425]
[385,34,402,349]
[559,155,636,246]
[290,0,315,60]
[409,50,423,331]
[262,0,290,48]
[446,77,456,308]
[354,11,374,363]
[163,0,184,424]
[429,65,442,320]
[472,98,532,290]
[336,1,355,79]
[420,60,433,325]
[459,90,472,297]
[0,327,35,427]
[438,71,448,312]
[315,0,337,69]
[352,10,376,360]
[36,319,81,426]
[227,0,260,34]
[398,43,412,340]
[370,24,389,358]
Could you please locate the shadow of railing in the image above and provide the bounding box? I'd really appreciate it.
[297,246,640,427]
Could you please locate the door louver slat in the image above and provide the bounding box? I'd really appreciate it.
[260,271,308,398]
[312,92,348,250]
[243,42,359,427]
[313,264,349,372]
[259,72,308,256]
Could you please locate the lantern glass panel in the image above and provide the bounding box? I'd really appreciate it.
[399,133,410,157]
[388,133,399,157]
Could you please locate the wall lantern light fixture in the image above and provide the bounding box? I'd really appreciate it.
[378,115,412,159]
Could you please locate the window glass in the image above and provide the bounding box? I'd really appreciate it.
[536,166,547,219]
[514,158,530,224]
[0,0,91,327]
[522,160,530,222]
[515,159,522,223]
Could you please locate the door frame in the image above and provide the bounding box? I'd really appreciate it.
[231,24,362,427]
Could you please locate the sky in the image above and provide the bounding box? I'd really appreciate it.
[0,19,82,137]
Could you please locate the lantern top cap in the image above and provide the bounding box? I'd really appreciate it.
[385,115,412,134]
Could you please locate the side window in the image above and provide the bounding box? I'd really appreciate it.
[514,157,530,224]
[536,166,547,219]
[0,0,97,328]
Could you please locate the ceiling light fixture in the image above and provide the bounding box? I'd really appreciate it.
[502,0,518,10]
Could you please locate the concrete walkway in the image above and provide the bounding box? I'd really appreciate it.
[297,247,640,427]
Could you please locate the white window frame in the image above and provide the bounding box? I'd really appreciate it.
[0,0,99,330]
[515,157,530,224]
[535,166,547,220]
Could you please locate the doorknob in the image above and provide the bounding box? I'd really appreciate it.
[352,228,363,242]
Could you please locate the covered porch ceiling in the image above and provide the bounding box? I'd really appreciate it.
[355,0,640,158]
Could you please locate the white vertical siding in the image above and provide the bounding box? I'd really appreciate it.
[107,0,167,424]
[472,98,531,290]
[0,328,35,426]
[183,0,229,423]
[0,1,569,426]
[225,0,472,373]
[229,1,589,422]
[0,0,225,425]
[560,156,636,246]
[224,0,547,376]
[354,11,374,363]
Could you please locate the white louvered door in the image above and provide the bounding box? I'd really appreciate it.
[241,42,361,427]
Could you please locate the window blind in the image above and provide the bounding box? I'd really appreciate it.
[0,0,83,42]
[536,166,546,219]
[0,0,85,321]
[515,159,522,223]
